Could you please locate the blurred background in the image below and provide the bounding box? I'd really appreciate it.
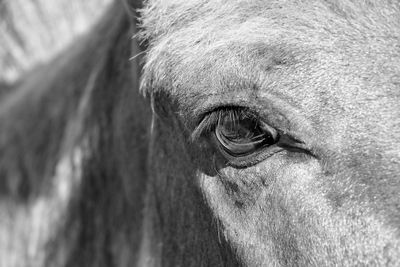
[0,0,112,84]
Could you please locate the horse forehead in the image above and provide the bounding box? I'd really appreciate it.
[141,2,399,99]
[140,0,400,91]
[140,0,400,42]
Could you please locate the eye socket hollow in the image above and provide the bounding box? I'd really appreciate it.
[214,110,279,157]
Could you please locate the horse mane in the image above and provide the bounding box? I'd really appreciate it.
[0,0,112,83]
[0,1,152,266]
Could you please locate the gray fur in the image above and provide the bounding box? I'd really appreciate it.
[0,0,399,266]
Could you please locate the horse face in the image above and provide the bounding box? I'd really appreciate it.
[140,1,400,265]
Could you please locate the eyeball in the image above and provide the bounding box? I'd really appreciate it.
[214,111,279,157]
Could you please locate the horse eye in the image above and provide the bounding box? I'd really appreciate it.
[214,112,279,157]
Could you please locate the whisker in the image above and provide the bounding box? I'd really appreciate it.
[129,51,146,61]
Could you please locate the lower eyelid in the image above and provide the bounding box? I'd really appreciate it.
[222,146,286,168]
[213,133,315,168]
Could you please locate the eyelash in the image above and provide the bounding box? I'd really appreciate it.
[191,107,259,140]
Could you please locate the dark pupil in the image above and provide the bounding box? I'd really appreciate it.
[216,114,276,156]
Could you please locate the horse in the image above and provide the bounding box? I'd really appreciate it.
[1,0,399,266]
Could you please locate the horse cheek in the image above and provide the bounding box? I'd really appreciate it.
[144,113,239,266]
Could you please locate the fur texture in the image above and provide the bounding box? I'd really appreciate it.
[137,0,400,266]
[0,0,399,266]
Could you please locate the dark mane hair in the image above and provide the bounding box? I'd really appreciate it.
[0,2,152,265]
